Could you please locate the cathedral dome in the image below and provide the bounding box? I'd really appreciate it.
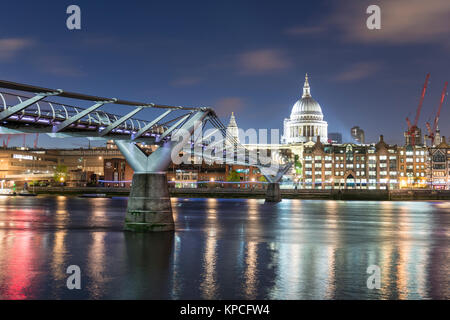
[290,97,323,119]
[283,73,328,144]
[289,74,323,120]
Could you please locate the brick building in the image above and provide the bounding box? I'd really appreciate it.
[302,135,401,190]
[103,158,133,187]
[428,137,450,189]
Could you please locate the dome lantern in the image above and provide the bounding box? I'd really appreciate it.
[302,73,311,98]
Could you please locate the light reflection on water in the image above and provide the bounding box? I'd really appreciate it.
[0,196,449,299]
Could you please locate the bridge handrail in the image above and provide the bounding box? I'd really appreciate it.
[0,90,168,133]
[0,79,203,111]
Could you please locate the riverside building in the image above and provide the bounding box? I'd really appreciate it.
[302,135,401,190]
[427,136,450,190]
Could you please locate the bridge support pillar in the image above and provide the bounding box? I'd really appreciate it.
[265,183,281,202]
[125,173,174,232]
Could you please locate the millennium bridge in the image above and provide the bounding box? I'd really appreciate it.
[0,80,290,231]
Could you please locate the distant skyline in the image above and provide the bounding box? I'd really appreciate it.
[1,0,449,148]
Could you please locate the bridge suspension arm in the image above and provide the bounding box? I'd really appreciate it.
[132,109,173,140]
[53,99,117,132]
[157,113,191,142]
[100,106,145,136]
[0,89,62,121]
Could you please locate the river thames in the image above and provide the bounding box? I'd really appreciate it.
[0,196,449,299]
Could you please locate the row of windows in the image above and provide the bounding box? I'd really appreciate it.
[306,156,429,165]
[9,162,55,168]
[401,150,427,156]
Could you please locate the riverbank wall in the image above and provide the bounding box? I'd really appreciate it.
[29,187,450,201]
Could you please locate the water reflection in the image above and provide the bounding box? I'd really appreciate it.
[0,196,449,299]
[199,198,218,298]
[120,232,173,299]
[50,230,67,287]
[0,231,36,299]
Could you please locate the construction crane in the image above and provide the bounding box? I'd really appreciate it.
[4,134,11,148]
[33,133,39,149]
[426,81,448,145]
[405,73,430,146]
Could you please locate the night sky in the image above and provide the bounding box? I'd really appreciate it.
[1,0,449,148]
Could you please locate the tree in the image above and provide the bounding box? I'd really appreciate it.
[226,170,241,182]
[258,176,267,182]
[54,165,68,183]
[294,154,302,174]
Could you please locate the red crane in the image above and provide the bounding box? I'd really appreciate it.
[406,73,430,145]
[33,133,39,149]
[7,135,11,148]
[426,81,448,145]
[2,134,11,148]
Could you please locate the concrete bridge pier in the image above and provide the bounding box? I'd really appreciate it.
[261,164,291,203]
[265,183,281,202]
[116,109,210,232]
[125,173,174,232]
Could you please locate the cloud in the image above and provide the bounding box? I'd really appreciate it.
[286,1,450,47]
[331,0,450,45]
[284,26,326,36]
[237,49,292,75]
[170,76,203,87]
[81,35,118,47]
[214,97,245,117]
[34,55,85,77]
[0,38,34,61]
[332,62,382,82]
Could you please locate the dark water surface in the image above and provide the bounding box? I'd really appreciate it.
[0,196,449,299]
